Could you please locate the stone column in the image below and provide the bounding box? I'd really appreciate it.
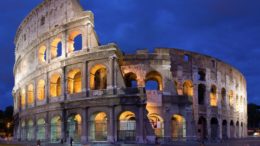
[108,106,115,143]
[62,67,67,100]
[47,39,51,63]
[45,72,49,104]
[34,80,37,108]
[46,112,50,142]
[87,24,92,48]
[85,61,89,97]
[62,31,68,58]
[107,55,116,90]
[81,108,87,143]
[61,109,67,142]
[82,25,88,50]
[207,118,211,140]
[136,106,144,143]
[227,120,230,138]
[218,118,222,140]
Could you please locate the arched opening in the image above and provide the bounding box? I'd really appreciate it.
[124,72,138,88]
[27,120,34,141]
[210,118,218,140]
[21,121,26,141]
[50,74,62,97]
[51,38,62,59]
[89,112,108,141]
[118,111,136,141]
[198,116,207,140]
[230,120,235,138]
[27,84,34,106]
[67,114,82,142]
[21,89,26,109]
[241,123,243,137]
[198,70,206,81]
[198,84,206,105]
[183,80,193,97]
[67,69,82,94]
[38,45,47,63]
[37,80,45,101]
[36,118,45,141]
[145,71,163,91]
[210,85,217,106]
[236,121,239,138]
[148,114,164,138]
[172,114,186,140]
[90,64,107,90]
[221,88,226,107]
[229,90,234,108]
[222,120,227,139]
[50,116,62,143]
[68,31,82,52]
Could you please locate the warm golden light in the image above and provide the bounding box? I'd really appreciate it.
[90,64,107,90]
[38,45,47,63]
[119,111,135,120]
[145,71,163,91]
[51,38,62,59]
[37,79,45,101]
[67,69,82,94]
[27,84,34,105]
[68,30,81,53]
[183,80,193,97]
[50,74,62,97]
[210,85,217,106]
[21,89,26,108]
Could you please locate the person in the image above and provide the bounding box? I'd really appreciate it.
[36,140,41,146]
[70,137,73,146]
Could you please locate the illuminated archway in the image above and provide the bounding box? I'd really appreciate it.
[50,116,62,142]
[51,38,62,59]
[183,80,193,97]
[37,118,45,141]
[145,71,163,91]
[124,72,138,88]
[118,111,136,141]
[198,116,207,140]
[37,80,45,101]
[68,31,82,52]
[50,74,62,97]
[27,120,34,141]
[172,114,186,140]
[21,89,26,109]
[89,112,108,141]
[38,45,47,63]
[67,114,82,142]
[229,91,234,108]
[210,85,217,106]
[67,69,82,94]
[27,84,34,106]
[148,114,164,137]
[230,120,235,138]
[90,64,107,90]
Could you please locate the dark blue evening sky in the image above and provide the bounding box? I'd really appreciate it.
[0,0,260,109]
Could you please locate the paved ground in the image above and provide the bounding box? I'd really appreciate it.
[0,138,259,146]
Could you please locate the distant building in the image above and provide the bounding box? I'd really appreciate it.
[13,0,248,144]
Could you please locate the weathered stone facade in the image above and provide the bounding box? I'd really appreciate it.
[13,0,247,144]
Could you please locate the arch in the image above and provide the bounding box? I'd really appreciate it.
[90,64,107,90]
[210,118,219,140]
[172,114,186,140]
[210,85,217,106]
[51,37,62,59]
[27,84,34,106]
[27,120,34,141]
[183,80,193,97]
[37,79,45,101]
[222,120,228,139]
[145,71,163,91]
[67,114,82,142]
[124,72,138,88]
[118,111,136,141]
[148,114,164,137]
[221,88,226,107]
[89,112,108,141]
[50,116,62,142]
[236,121,239,138]
[198,116,207,140]
[50,74,62,97]
[230,120,235,138]
[21,120,26,140]
[198,84,206,105]
[198,70,206,81]
[68,30,82,52]
[67,69,82,94]
[229,90,234,108]
[36,118,46,141]
[38,45,47,63]
[21,89,26,108]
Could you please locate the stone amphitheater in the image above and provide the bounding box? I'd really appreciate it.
[12,0,247,144]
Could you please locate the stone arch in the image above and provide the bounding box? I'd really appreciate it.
[222,120,228,139]
[27,84,34,106]
[145,71,163,91]
[148,114,164,138]
[90,64,107,90]
[21,120,26,140]
[50,73,62,97]
[50,116,62,142]
[198,116,207,140]
[124,72,138,88]
[172,114,186,140]
[67,114,82,142]
[36,118,46,141]
[221,88,226,107]
[198,84,206,105]
[38,45,47,63]
[230,120,235,138]
[37,79,45,101]
[236,121,239,138]
[68,30,83,52]
[27,119,34,141]
[210,118,219,140]
[183,80,193,97]
[117,111,136,141]
[51,37,62,59]
[229,90,234,108]
[67,69,82,94]
[89,112,108,141]
[21,88,26,109]
[210,85,217,106]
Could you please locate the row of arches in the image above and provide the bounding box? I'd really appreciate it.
[20,112,186,142]
[38,30,83,63]
[198,116,245,140]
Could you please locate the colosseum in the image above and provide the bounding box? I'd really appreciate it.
[12,0,247,144]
